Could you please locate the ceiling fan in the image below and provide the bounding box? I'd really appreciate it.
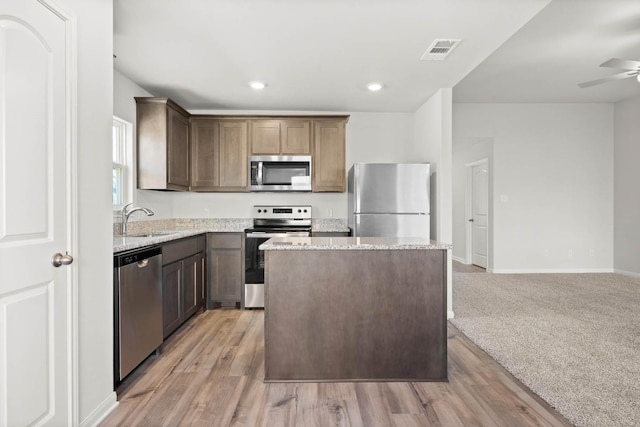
[578,58,640,88]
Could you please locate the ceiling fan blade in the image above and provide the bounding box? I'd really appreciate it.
[578,71,639,88]
[600,58,640,70]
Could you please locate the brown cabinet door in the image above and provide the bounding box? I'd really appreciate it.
[219,120,248,191]
[281,120,311,154]
[190,119,219,190]
[313,119,346,192]
[182,253,204,319]
[136,97,190,191]
[206,233,243,308]
[167,106,190,189]
[250,120,280,154]
[207,249,242,307]
[162,261,182,339]
[250,119,311,155]
[136,100,167,190]
[196,252,205,307]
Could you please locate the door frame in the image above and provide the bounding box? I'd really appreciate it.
[464,158,489,269]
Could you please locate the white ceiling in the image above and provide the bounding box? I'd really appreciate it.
[454,0,640,103]
[113,0,640,113]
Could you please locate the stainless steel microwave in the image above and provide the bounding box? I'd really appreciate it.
[249,155,312,192]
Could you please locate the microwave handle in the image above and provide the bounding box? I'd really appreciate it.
[257,161,263,185]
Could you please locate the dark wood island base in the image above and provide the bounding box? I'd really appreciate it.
[263,237,449,382]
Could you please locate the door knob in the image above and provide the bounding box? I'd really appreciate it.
[52,252,74,267]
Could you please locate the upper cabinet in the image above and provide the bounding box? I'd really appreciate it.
[250,120,280,154]
[190,118,219,190]
[136,97,348,193]
[219,120,249,191]
[190,118,249,192]
[250,119,311,155]
[312,118,347,192]
[136,97,190,191]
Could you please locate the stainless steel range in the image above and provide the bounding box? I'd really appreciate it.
[244,205,311,308]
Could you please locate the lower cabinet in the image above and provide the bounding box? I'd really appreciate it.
[162,235,205,338]
[182,253,204,319]
[207,233,244,309]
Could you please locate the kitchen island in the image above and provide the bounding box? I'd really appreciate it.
[262,236,451,382]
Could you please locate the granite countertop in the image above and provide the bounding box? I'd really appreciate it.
[260,236,452,251]
[113,229,209,253]
[113,217,349,253]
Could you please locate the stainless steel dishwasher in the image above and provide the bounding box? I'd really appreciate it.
[113,246,163,384]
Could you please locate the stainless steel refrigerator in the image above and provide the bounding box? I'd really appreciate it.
[348,163,430,238]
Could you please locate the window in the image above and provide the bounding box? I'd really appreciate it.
[112,117,133,206]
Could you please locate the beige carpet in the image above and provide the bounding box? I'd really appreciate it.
[450,266,640,427]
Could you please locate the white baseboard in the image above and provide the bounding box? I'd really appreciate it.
[452,255,466,264]
[614,268,640,278]
[80,392,118,427]
[491,268,614,274]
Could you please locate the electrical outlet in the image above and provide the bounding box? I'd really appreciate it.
[328,208,333,217]
[590,249,595,257]
[544,249,550,257]
[204,208,210,216]
[568,249,573,257]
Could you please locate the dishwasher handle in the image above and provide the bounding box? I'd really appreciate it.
[137,259,149,268]
[114,246,162,268]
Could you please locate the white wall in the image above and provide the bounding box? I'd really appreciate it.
[413,89,453,318]
[454,103,614,273]
[413,89,453,244]
[114,69,153,124]
[64,0,116,424]
[614,94,640,276]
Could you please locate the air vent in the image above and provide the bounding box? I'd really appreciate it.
[421,39,461,61]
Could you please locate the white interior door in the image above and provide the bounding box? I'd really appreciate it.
[471,163,488,268]
[0,1,74,425]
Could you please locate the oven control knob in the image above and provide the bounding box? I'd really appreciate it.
[257,209,262,213]
[298,209,301,213]
[303,209,307,213]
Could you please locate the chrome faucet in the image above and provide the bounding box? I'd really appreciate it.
[121,203,154,235]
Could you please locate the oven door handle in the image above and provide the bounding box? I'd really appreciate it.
[246,232,310,238]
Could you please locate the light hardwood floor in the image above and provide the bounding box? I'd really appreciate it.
[101,309,573,426]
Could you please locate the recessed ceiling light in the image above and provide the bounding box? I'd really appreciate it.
[367,82,383,92]
[249,81,266,90]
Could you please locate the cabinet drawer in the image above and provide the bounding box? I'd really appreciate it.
[207,233,242,249]
[163,235,205,265]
